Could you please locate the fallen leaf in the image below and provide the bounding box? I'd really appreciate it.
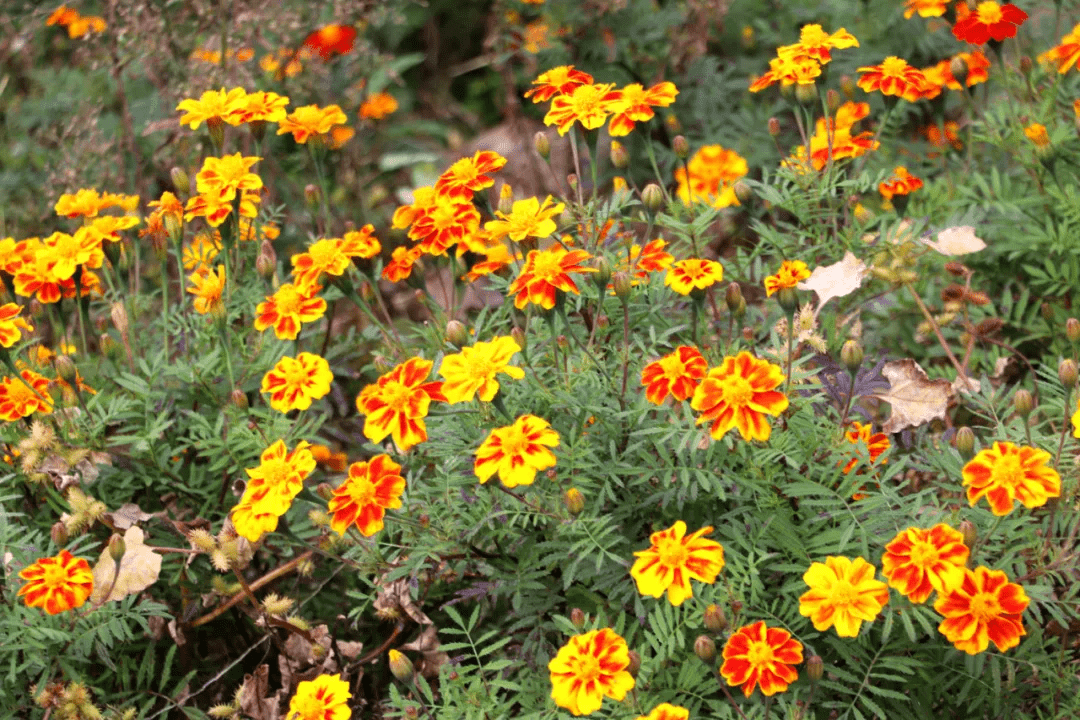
[951,374,980,395]
[798,251,868,314]
[401,625,450,678]
[104,503,153,530]
[374,577,432,626]
[923,226,986,256]
[237,664,281,720]
[872,359,953,434]
[90,527,163,604]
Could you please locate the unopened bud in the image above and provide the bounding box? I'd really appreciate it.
[495,184,513,215]
[534,131,550,159]
[841,340,863,373]
[419,514,430,528]
[724,282,743,312]
[1060,358,1078,388]
[388,649,414,682]
[626,650,641,678]
[511,326,527,352]
[740,25,755,50]
[570,607,586,628]
[255,252,276,280]
[304,184,321,209]
[949,56,969,88]
[641,183,663,213]
[110,302,129,336]
[694,635,717,663]
[955,426,975,458]
[665,114,681,133]
[99,334,120,361]
[795,82,817,105]
[733,180,753,205]
[672,135,689,159]
[612,271,632,301]
[806,655,824,682]
[1019,55,1032,75]
[206,117,225,149]
[446,320,468,348]
[767,117,781,137]
[826,88,841,113]
[563,488,585,516]
[610,140,629,169]
[1066,318,1080,343]
[703,603,727,632]
[315,482,334,501]
[1013,388,1034,417]
[944,262,968,277]
[361,282,376,302]
[170,167,190,194]
[51,521,69,548]
[108,533,126,564]
[556,335,568,350]
[230,388,248,409]
[776,286,798,314]
[732,295,746,319]
[54,355,77,383]
[592,257,612,289]
[958,519,977,551]
[567,174,578,192]
[840,75,855,99]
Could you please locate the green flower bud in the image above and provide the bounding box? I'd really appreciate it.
[388,649,414,682]
[955,426,976,458]
[694,635,716,663]
[641,184,664,213]
[841,340,863,373]
[564,488,585,516]
[1013,388,1034,417]
[703,603,727,632]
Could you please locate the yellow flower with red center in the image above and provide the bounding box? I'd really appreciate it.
[791,24,859,63]
[961,441,1061,516]
[607,81,678,136]
[840,421,891,475]
[356,357,446,451]
[253,283,327,341]
[1039,23,1080,74]
[176,87,248,129]
[485,195,565,244]
[1023,123,1051,148]
[879,167,924,201]
[287,673,352,720]
[277,104,348,144]
[640,346,707,405]
[690,352,789,442]
[799,556,889,637]
[674,144,748,208]
[195,153,263,202]
[0,303,33,348]
[439,336,525,404]
[382,245,423,282]
[548,628,635,716]
[935,566,1028,654]
[636,704,689,720]
[763,260,810,297]
[953,2,1027,45]
[359,92,399,120]
[903,0,948,18]
[261,352,333,413]
[664,258,724,295]
[630,520,725,606]
[435,150,508,201]
[187,266,226,315]
[524,65,594,103]
[0,369,53,421]
[507,246,594,310]
[231,440,315,541]
[328,454,406,536]
[474,414,559,488]
[544,82,622,136]
[857,56,929,100]
[882,524,969,604]
[17,550,93,615]
[720,621,803,697]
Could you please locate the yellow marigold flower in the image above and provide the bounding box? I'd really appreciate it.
[0,369,53,421]
[182,233,221,271]
[1023,123,1051,148]
[253,283,327,341]
[328,454,405,536]
[544,82,622,136]
[195,153,263,201]
[184,189,259,227]
[261,353,333,413]
[435,150,508,201]
[176,87,247,129]
[1038,23,1080,74]
[359,91,399,120]
[287,673,352,720]
[187,266,225,315]
[674,144,748,208]
[749,46,822,92]
[792,24,859,63]
[763,260,810,297]
[630,520,725,606]
[507,246,595,310]
[382,245,423,283]
[54,188,136,219]
[607,81,678,137]
[39,230,104,281]
[17,550,93,615]
[798,556,889,637]
[881,524,969,604]
[66,14,106,38]
[548,628,635,716]
[636,704,690,720]
[356,358,445,451]
[0,303,34,348]
[290,238,352,293]
[961,441,1061,516]
[340,225,381,259]
[904,0,949,18]
[524,65,594,104]
[484,195,564,244]
[235,90,290,124]
[148,191,184,224]
[276,104,348,144]
[232,440,316,541]
[439,336,525,404]
[664,257,723,295]
[691,352,788,442]
[474,414,559,488]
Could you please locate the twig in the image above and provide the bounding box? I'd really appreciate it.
[904,282,976,392]
[189,550,315,627]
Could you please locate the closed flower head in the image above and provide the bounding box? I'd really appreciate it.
[935,566,1029,654]
[548,628,635,716]
[720,621,803,697]
[798,556,889,637]
[474,414,559,488]
[691,352,788,442]
[630,520,725,606]
[962,441,1061,516]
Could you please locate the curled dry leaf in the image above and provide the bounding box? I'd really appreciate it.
[104,503,153,530]
[90,526,163,604]
[872,359,954,434]
[923,226,986,256]
[401,625,450,678]
[374,576,432,625]
[237,664,281,720]
[798,251,868,314]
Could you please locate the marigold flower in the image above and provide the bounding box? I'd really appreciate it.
[187,266,225,315]
[47,6,79,27]
[640,346,707,405]
[232,440,316,541]
[254,283,327,341]
[507,246,594,310]
[1023,123,1050,148]
[359,92,399,120]
[65,14,105,38]
[548,628,635,716]
[407,195,481,256]
[287,673,352,720]
[291,234,375,292]
[630,520,725,606]
[627,238,674,279]
[340,225,381,258]
[749,46,822,93]
[882,524,969,604]
[962,441,1060,516]
[793,101,879,171]
[763,260,810,297]
[382,245,423,282]
[798,556,889,637]
[277,104,348,143]
[328,454,405,536]
[261,352,334,413]
[356,357,445,451]
[440,336,525,404]
[674,145,748,208]
[176,87,247,129]
[664,258,724,295]
[17,550,93,615]
[525,65,594,103]
[935,566,1028,654]
[691,352,787,442]
[435,150,508,201]
[303,24,357,60]
[195,153,263,202]
[903,0,948,18]
[1039,23,1080,74]
[953,2,1027,45]
[544,82,622,136]
[0,369,53,421]
[0,303,34,348]
[485,195,565,244]
[310,444,348,472]
[857,56,928,100]
[720,621,803,697]
[839,421,890,476]
[54,188,107,218]
[636,704,689,720]
[793,24,859,63]
[235,90,290,124]
[607,81,678,136]
[474,414,559,488]
[878,166,924,202]
[944,51,992,89]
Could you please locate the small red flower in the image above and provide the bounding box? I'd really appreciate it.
[952,2,1027,45]
[303,24,357,60]
[640,346,707,405]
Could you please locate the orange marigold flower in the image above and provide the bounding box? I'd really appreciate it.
[382,245,423,282]
[628,238,674,278]
[840,421,890,474]
[303,24,357,60]
[548,628,635,716]
[904,0,949,18]
[691,352,788,442]
[40,229,105,281]
[799,556,889,637]
[640,346,707,405]
[13,249,64,305]
[630,520,725,606]
[857,56,928,100]
[47,6,79,27]
[792,24,859,63]
[664,258,724,295]
[953,2,1027,45]
[795,101,879,171]
[544,83,622,136]
[485,195,564,244]
[253,283,327,341]
[525,65,594,103]
[287,673,352,720]
[195,153,263,202]
[474,414,559,488]
[232,440,315,541]
[66,14,105,38]
[310,443,348,472]
[54,188,108,218]
[882,524,969,604]
[359,92,399,120]
[0,302,34,348]
[187,266,225,315]
[261,352,334,413]
[720,621,803,697]
[763,260,810,297]
[962,441,1061,516]
[440,336,524,404]
[945,51,992,89]
[17,550,93,615]
[435,150,508,201]
[0,369,53,421]
[507,246,594,310]
[1039,23,1080,74]
[328,454,405,536]
[1023,123,1050,148]
[176,87,247,129]
[879,166,924,201]
[674,145,748,208]
[235,90,290,124]
[407,195,481,256]
[607,81,678,137]
[749,47,822,92]
[356,357,445,451]
[935,566,1029,654]
[922,121,963,151]
[290,237,353,292]
[340,225,381,258]
[277,104,348,144]
[636,704,689,720]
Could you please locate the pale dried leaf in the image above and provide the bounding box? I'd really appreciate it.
[237,664,280,720]
[338,641,364,660]
[402,625,449,678]
[374,577,432,625]
[951,374,980,395]
[105,503,153,530]
[924,226,986,256]
[90,527,163,603]
[872,359,954,434]
[798,252,868,314]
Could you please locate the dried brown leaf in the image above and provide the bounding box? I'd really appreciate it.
[872,359,954,434]
[89,527,162,603]
[374,577,432,626]
[402,625,450,678]
[237,664,280,720]
[104,503,153,530]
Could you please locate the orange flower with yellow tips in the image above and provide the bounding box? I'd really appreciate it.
[691,352,787,442]
[524,65,594,103]
[507,246,594,310]
[0,369,53,421]
[720,621,803,697]
[356,357,446,451]
[749,46,822,92]
[302,24,357,60]
[882,524,969,604]
[607,82,678,137]
[935,566,1029,654]
[360,92,398,120]
[474,414,559,488]
[961,441,1060,516]
[544,83,622,136]
[253,283,327,341]
[630,520,725,606]
[904,0,948,18]
[1039,23,1080,74]
[328,454,405,536]
[17,550,93,615]
[382,245,423,282]
[763,260,810,297]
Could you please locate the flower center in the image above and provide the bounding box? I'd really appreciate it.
[380,381,413,413]
[308,241,340,269]
[40,563,70,588]
[988,453,1022,490]
[720,375,754,407]
[571,86,605,114]
[428,203,458,230]
[467,355,498,380]
[500,426,532,457]
[658,354,688,381]
[275,286,305,315]
[745,640,775,667]
[976,2,1003,24]
[656,536,689,568]
[829,579,858,607]
[259,457,291,486]
[575,654,602,684]
[282,361,313,388]
[908,540,940,568]
[969,592,1001,622]
[880,56,909,78]
[348,476,377,506]
[530,253,565,282]
[290,694,326,720]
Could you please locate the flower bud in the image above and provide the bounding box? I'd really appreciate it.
[511,326,526,352]
[826,88,841,113]
[255,251,276,280]
[703,603,727,632]
[1060,358,1078,389]
[570,607,586,629]
[740,25,755,50]
[1042,302,1054,321]
[949,56,969,88]
[841,340,863,373]
[108,533,126,564]
[51,521,69,548]
[206,117,225,150]
[806,655,824,682]
[795,82,817,105]
[665,114,681,133]
[592,257,612,289]
[955,426,976,458]
[567,174,578,192]
[110,302,129,336]
[99,334,120,361]
[733,180,753,205]
[610,141,629,170]
[694,635,717,663]
[641,183,663,213]
[776,286,798,314]
[445,320,468,348]
[563,488,585,516]
[230,389,249,409]
[626,650,641,678]
[1067,318,1080,343]
[840,75,855,99]
[556,335,568,350]
[419,513,430,528]
[498,183,514,215]
[767,117,781,137]
[388,649,414,682]
[170,167,190,194]
[1019,55,1032,75]
[54,355,77,384]
[1013,388,1034,417]
[315,482,335,502]
[304,184,321,210]
[672,135,689,159]
[534,131,550,159]
[958,519,977,552]
[724,282,743,312]
[612,271,632,301]
[732,295,746,320]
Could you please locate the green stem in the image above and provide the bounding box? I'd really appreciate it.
[72,267,90,356]
[784,307,795,397]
